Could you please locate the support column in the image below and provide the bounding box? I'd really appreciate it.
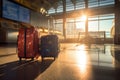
[114,0,120,44]
[62,0,66,39]
[74,0,76,40]
[71,0,76,39]
[50,16,54,33]
[54,9,57,33]
[53,3,58,33]
[85,0,88,37]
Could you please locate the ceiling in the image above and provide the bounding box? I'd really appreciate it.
[13,0,61,14]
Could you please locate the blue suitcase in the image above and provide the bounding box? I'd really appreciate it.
[40,35,60,60]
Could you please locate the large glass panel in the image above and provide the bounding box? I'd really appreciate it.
[76,0,85,9]
[88,14,114,38]
[66,18,74,38]
[66,0,74,11]
[54,19,63,34]
[76,21,85,32]
[88,21,99,31]
[48,8,55,14]
[88,0,99,8]
[48,0,114,14]
[57,5,63,13]
[65,14,114,38]
[99,0,114,6]
[54,14,114,39]
[99,19,113,38]
[66,18,86,38]
[66,0,85,11]
[57,0,63,13]
[88,0,114,8]
[55,23,63,32]
[66,22,75,38]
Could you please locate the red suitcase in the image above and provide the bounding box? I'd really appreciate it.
[26,28,35,58]
[17,27,39,61]
[18,28,25,59]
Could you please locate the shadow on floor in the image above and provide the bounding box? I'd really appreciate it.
[0,59,54,80]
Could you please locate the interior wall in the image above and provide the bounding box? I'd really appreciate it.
[0,20,19,44]
[6,30,18,43]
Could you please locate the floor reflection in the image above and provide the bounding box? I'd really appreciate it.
[75,51,87,72]
[75,50,92,80]
[111,49,120,68]
[1,43,120,80]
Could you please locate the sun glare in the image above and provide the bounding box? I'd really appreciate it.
[80,15,87,21]
[76,15,87,29]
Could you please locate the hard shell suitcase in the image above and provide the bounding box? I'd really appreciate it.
[17,27,39,61]
[18,28,25,58]
[26,28,35,59]
[40,35,60,60]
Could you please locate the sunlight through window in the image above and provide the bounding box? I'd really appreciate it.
[80,15,87,21]
[75,45,88,73]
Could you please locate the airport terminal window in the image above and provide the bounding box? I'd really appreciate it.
[88,0,99,8]
[53,19,63,33]
[88,0,114,8]
[96,14,114,38]
[48,8,55,14]
[99,0,114,7]
[49,0,115,38]
[48,0,114,14]
[66,0,74,11]
[48,0,63,14]
[53,14,114,38]
[76,0,85,9]
[64,14,114,38]
[57,4,63,13]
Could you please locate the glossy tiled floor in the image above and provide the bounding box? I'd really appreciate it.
[0,43,120,80]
